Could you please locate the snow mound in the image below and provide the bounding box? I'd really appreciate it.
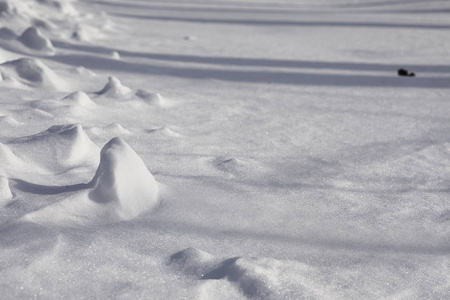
[147,126,180,138]
[62,91,96,108]
[110,51,120,60]
[0,27,17,40]
[0,175,13,202]
[18,27,54,54]
[0,58,68,90]
[71,25,94,42]
[29,98,92,119]
[170,247,217,277]
[0,115,21,126]
[88,137,158,220]
[170,248,314,299]
[6,124,99,172]
[20,137,159,226]
[135,89,165,105]
[214,157,246,173]
[212,156,270,179]
[0,1,14,15]
[96,76,132,98]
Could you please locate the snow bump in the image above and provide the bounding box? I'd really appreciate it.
[135,89,165,106]
[0,57,68,90]
[170,247,217,278]
[18,26,54,53]
[88,137,159,220]
[96,76,132,98]
[7,124,99,172]
[62,91,96,108]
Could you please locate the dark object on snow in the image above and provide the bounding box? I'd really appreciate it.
[398,68,408,76]
[398,68,415,77]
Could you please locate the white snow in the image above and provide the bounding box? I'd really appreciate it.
[1,0,450,298]
[0,57,69,90]
[96,76,132,97]
[0,175,13,201]
[18,26,55,54]
[61,91,96,108]
[88,137,159,220]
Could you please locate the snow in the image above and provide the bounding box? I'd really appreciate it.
[18,26,55,53]
[96,76,132,97]
[0,57,69,90]
[88,137,159,220]
[0,0,450,298]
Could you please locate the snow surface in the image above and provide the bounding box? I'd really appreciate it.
[0,0,450,299]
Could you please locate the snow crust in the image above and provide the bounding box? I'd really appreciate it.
[0,0,450,298]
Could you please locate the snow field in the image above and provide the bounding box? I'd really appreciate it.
[0,0,449,299]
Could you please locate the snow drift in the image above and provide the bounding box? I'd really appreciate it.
[0,57,68,90]
[96,76,132,98]
[2,124,99,174]
[88,137,159,220]
[18,136,159,225]
[61,91,97,109]
[18,27,54,54]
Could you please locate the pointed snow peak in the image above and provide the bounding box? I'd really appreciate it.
[97,76,132,98]
[18,26,54,53]
[8,124,99,170]
[1,57,68,90]
[89,137,158,219]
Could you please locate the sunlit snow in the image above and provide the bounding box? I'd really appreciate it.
[0,0,450,299]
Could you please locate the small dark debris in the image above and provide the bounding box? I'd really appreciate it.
[398,68,416,77]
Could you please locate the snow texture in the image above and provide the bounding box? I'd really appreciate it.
[0,57,68,90]
[18,27,54,53]
[88,137,159,220]
[96,76,132,97]
[0,0,450,298]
